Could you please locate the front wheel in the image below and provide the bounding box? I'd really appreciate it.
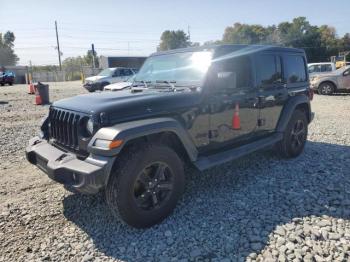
[276,109,308,158]
[106,143,185,228]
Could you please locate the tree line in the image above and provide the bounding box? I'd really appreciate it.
[158,17,350,63]
[1,16,349,71]
[0,31,19,66]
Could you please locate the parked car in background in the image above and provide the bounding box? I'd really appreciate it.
[84,67,137,92]
[0,70,15,86]
[104,75,136,91]
[308,62,336,75]
[310,66,350,95]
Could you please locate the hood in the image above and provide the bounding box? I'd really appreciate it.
[104,81,132,90]
[52,88,201,124]
[85,75,106,82]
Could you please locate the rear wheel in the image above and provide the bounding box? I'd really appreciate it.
[106,143,185,228]
[276,109,308,158]
[318,82,335,95]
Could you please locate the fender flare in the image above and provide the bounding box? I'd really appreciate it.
[88,117,198,161]
[276,95,311,133]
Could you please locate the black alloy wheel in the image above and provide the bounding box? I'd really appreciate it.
[290,119,306,153]
[133,162,174,211]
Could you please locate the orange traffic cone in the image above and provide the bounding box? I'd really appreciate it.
[28,83,35,94]
[232,103,241,130]
[35,89,42,105]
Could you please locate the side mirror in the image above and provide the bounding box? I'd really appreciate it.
[216,71,237,90]
[343,70,350,76]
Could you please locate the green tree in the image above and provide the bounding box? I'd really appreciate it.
[222,23,271,44]
[158,30,191,51]
[84,49,99,68]
[0,31,19,66]
[62,56,85,81]
[218,17,349,63]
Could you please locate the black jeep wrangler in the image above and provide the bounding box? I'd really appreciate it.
[26,45,314,228]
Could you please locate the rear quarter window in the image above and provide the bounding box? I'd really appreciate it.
[286,55,307,83]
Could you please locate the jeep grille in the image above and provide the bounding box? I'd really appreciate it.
[48,108,82,151]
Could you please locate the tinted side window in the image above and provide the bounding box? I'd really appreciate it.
[211,55,252,91]
[321,64,332,72]
[113,69,121,77]
[309,65,321,73]
[123,69,133,76]
[257,54,282,86]
[286,56,306,83]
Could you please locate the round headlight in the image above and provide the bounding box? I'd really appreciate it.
[86,119,94,135]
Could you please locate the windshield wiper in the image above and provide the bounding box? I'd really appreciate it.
[133,80,151,88]
[155,80,177,91]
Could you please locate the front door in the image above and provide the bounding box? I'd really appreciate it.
[207,55,259,150]
[340,68,350,89]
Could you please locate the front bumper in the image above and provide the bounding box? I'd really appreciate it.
[310,81,318,90]
[83,82,101,92]
[25,137,113,194]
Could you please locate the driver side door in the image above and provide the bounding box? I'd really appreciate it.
[207,55,259,150]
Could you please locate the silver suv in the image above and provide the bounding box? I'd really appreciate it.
[84,67,137,92]
[310,66,350,95]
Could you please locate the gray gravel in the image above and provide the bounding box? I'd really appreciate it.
[0,82,350,261]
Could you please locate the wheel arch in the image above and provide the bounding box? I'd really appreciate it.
[318,80,337,91]
[88,117,198,161]
[276,95,312,133]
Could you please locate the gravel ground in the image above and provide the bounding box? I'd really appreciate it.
[0,82,350,262]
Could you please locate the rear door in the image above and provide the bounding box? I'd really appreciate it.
[255,52,288,134]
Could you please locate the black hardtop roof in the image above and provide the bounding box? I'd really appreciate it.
[151,44,305,57]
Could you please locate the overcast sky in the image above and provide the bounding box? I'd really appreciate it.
[1,0,349,65]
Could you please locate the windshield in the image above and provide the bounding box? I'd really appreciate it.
[98,68,113,77]
[135,51,212,84]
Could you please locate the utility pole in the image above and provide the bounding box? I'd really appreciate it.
[55,21,62,71]
[187,25,191,41]
[91,43,96,69]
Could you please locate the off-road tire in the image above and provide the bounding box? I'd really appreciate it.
[106,143,185,228]
[276,109,308,158]
[318,82,335,95]
[9,82,13,86]
[0,83,4,86]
